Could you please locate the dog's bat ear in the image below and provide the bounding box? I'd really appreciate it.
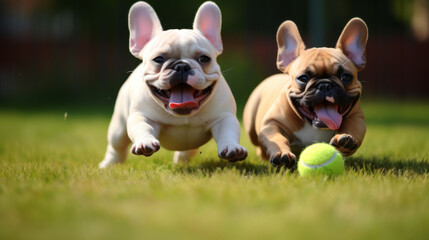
[193,1,223,54]
[336,18,368,71]
[276,21,306,72]
[128,1,163,59]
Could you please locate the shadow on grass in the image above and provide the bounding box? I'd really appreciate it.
[174,159,292,177]
[346,156,429,176]
[174,156,429,177]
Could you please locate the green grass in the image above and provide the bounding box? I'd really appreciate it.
[1,101,429,240]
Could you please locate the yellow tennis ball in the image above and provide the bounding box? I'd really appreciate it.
[298,143,344,177]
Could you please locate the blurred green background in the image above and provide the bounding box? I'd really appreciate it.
[1,0,428,110]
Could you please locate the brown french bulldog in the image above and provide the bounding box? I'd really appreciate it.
[243,18,368,167]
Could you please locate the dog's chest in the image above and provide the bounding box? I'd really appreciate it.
[292,123,335,147]
[158,123,212,151]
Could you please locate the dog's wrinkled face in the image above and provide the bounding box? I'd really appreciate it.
[142,30,220,115]
[128,1,224,116]
[288,48,361,130]
[276,18,368,130]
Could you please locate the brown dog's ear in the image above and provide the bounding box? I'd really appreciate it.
[336,18,368,71]
[276,21,306,72]
[128,1,163,59]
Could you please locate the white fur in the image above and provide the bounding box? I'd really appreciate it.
[99,1,246,168]
[293,123,335,148]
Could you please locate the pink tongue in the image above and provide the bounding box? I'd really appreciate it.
[169,85,198,109]
[314,102,342,130]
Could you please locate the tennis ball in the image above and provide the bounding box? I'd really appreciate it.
[298,143,344,177]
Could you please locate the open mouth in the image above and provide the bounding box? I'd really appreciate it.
[295,96,354,130]
[149,82,215,114]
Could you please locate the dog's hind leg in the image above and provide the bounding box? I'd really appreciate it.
[99,114,131,169]
[256,146,268,160]
[99,80,132,169]
[173,149,199,164]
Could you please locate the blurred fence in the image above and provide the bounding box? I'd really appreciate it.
[1,0,428,108]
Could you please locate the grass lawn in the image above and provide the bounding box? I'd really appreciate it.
[1,100,428,240]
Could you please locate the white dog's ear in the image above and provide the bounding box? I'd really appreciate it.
[336,18,368,71]
[193,1,223,53]
[276,21,306,72]
[128,1,163,59]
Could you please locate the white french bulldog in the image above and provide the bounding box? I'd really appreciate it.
[99,1,248,168]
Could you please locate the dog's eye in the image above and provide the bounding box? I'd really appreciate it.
[198,55,211,63]
[153,56,165,64]
[340,73,353,82]
[297,74,310,83]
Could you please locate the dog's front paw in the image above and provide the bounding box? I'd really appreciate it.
[218,143,248,162]
[269,151,296,168]
[330,134,358,156]
[130,138,160,156]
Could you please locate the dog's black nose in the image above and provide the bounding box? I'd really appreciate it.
[316,82,333,91]
[173,63,191,73]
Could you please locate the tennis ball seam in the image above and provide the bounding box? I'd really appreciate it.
[299,151,338,169]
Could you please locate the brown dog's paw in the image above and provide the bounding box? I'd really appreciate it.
[130,138,160,156]
[218,144,248,162]
[269,151,296,168]
[330,134,358,156]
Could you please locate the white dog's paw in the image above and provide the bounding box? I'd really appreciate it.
[99,151,125,169]
[130,138,160,156]
[173,149,198,164]
[217,143,248,162]
[99,159,114,169]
